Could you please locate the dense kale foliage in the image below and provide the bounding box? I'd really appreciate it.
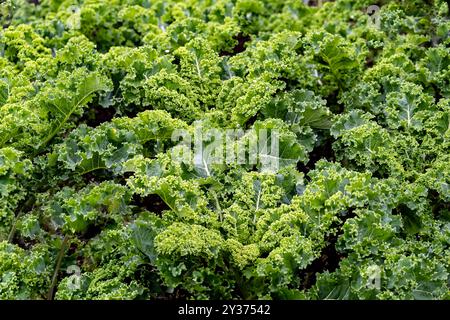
[0,0,449,300]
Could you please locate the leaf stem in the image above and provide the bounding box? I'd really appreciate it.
[47,235,70,300]
[211,190,223,222]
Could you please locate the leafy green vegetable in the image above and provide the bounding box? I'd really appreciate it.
[0,0,449,301]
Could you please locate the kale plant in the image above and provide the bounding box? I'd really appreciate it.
[0,0,449,300]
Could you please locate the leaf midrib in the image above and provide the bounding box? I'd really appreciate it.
[41,87,101,148]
